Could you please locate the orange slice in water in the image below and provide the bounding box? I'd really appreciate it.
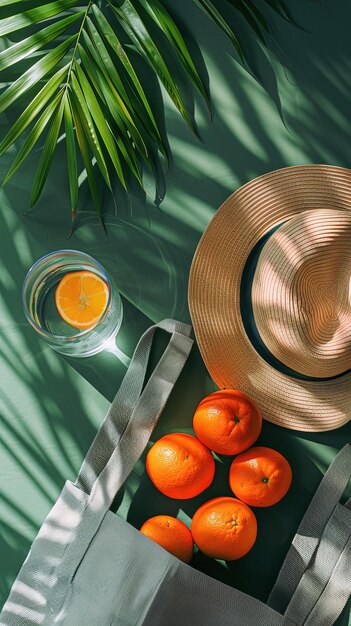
[55,271,109,330]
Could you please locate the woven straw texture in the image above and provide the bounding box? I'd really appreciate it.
[188,165,351,432]
[252,208,351,378]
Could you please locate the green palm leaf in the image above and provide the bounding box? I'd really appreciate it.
[0,64,69,156]
[85,16,135,116]
[81,27,148,159]
[193,0,245,61]
[112,0,197,133]
[0,35,76,114]
[70,70,111,189]
[92,4,163,144]
[0,0,79,37]
[30,96,65,206]
[135,0,212,117]
[74,60,126,188]
[0,0,34,5]
[70,93,101,216]
[78,43,143,184]
[77,41,104,99]
[90,78,144,185]
[63,92,78,220]
[0,0,296,224]
[3,92,63,185]
[0,13,83,71]
[82,24,167,163]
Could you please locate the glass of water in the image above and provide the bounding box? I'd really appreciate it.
[22,250,123,357]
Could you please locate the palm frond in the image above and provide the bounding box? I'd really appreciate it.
[63,92,78,220]
[0,0,79,37]
[111,0,198,134]
[0,35,76,113]
[70,69,112,190]
[0,0,295,226]
[0,13,82,71]
[3,92,63,185]
[193,0,246,61]
[30,96,65,206]
[0,64,70,155]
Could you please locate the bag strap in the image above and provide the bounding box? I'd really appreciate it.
[75,319,193,509]
[304,533,351,625]
[268,443,351,616]
[285,502,351,625]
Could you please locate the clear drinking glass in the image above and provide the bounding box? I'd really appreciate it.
[22,250,123,357]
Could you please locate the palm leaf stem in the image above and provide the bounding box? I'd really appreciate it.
[64,0,93,89]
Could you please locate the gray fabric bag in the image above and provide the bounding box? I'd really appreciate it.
[0,319,350,626]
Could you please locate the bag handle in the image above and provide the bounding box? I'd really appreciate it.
[75,319,193,510]
[304,533,351,625]
[284,501,351,625]
[268,443,351,615]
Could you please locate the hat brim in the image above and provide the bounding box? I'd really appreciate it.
[188,165,351,432]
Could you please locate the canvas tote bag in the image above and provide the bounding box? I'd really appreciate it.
[1,319,350,626]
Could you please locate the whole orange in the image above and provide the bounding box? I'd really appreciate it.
[146,433,215,499]
[193,390,262,455]
[140,515,193,563]
[229,446,292,507]
[191,496,257,560]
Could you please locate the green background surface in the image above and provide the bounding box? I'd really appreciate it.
[0,0,350,622]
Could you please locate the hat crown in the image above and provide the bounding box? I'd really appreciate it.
[251,209,351,378]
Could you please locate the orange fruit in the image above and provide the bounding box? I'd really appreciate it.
[229,446,292,507]
[193,390,262,455]
[146,433,215,499]
[140,515,193,563]
[191,496,257,560]
[55,271,109,330]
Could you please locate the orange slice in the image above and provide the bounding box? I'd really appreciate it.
[55,271,109,330]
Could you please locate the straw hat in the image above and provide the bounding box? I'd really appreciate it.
[188,165,351,432]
